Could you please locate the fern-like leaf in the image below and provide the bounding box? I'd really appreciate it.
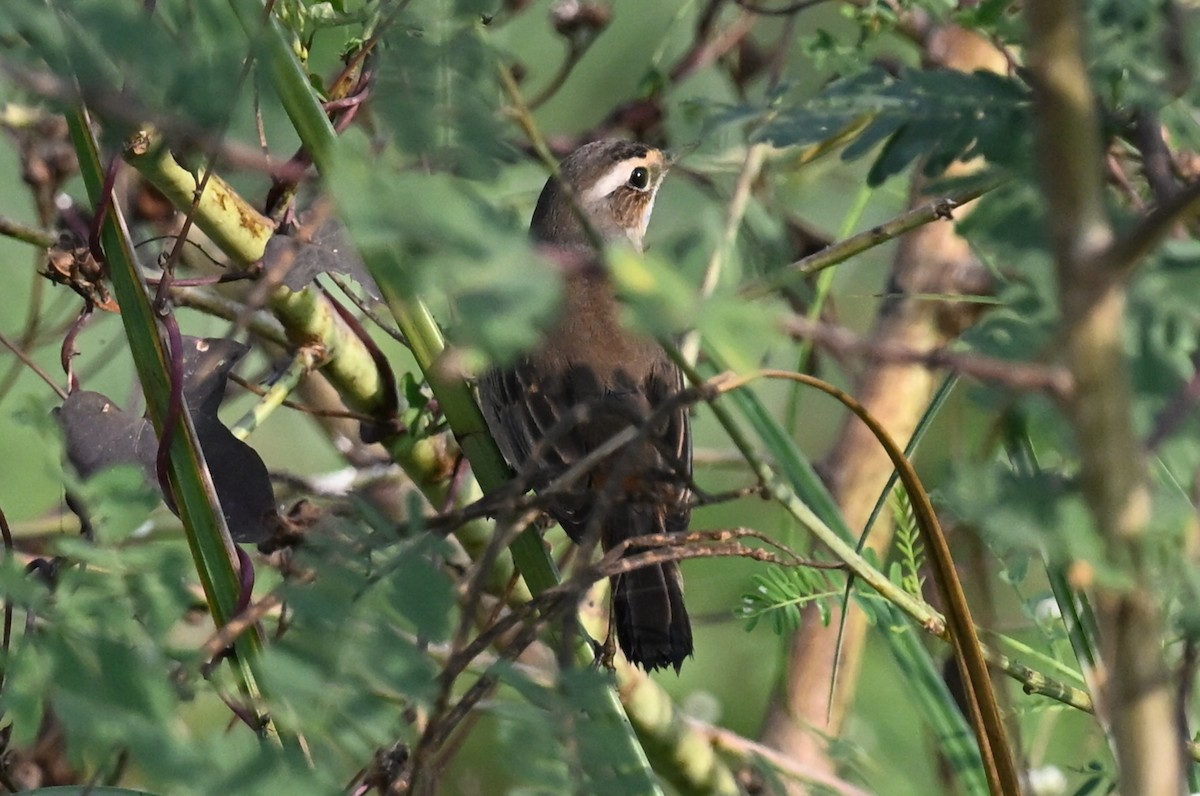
[740,566,839,635]
[710,66,1029,186]
[892,485,926,598]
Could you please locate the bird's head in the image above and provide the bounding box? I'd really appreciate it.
[530,139,669,251]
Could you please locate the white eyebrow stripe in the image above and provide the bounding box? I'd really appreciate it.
[582,160,646,203]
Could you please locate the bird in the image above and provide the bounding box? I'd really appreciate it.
[479,139,693,673]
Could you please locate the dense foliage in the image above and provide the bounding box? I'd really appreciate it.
[0,1,1197,794]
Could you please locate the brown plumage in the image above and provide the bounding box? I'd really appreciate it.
[479,139,693,673]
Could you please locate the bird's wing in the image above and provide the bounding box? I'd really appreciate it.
[480,355,690,541]
[647,360,692,536]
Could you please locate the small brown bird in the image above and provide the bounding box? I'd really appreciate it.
[480,139,693,673]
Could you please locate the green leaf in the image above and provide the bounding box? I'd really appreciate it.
[372,21,508,178]
[448,242,564,362]
[608,248,701,339]
[490,685,573,794]
[715,67,1031,186]
[16,1,247,134]
[740,565,836,634]
[384,535,457,643]
[330,133,561,362]
[486,663,661,795]
[76,466,162,543]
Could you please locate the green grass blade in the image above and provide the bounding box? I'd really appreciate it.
[701,354,848,538]
[1002,416,1102,675]
[703,353,988,792]
[228,4,336,175]
[857,374,959,555]
[882,602,990,796]
[67,110,270,725]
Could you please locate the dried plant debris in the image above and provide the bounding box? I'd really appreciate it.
[56,336,278,542]
[264,218,381,299]
[43,245,120,313]
[57,390,158,479]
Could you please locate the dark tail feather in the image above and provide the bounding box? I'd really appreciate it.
[612,559,693,673]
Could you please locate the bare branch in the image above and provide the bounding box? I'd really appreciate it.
[1026,0,1183,792]
[0,214,56,248]
[785,314,1074,398]
[694,719,874,796]
[747,177,1005,296]
[0,330,68,400]
[1100,177,1200,276]
[731,0,831,16]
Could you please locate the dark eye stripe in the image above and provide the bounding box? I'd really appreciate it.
[606,142,651,163]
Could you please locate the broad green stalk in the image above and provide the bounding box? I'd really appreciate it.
[67,109,276,740]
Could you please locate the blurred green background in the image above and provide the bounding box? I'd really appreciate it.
[0,0,1134,793]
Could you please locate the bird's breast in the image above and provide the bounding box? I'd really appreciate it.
[534,270,663,386]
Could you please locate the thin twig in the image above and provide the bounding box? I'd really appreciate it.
[168,286,289,347]
[200,591,286,661]
[669,11,757,84]
[497,65,560,176]
[785,315,1074,398]
[1100,177,1200,276]
[693,719,873,796]
[327,273,410,349]
[0,215,56,248]
[527,37,597,111]
[0,331,68,400]
[748,177,1005,295]
[228,373,378,424]
[731,0,830,15]
[230,348,320,439]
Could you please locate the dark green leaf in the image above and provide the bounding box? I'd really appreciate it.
[726,67,1030,185]
[383,535,457,643]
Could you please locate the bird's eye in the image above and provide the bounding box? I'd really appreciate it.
[628,166,650,190]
